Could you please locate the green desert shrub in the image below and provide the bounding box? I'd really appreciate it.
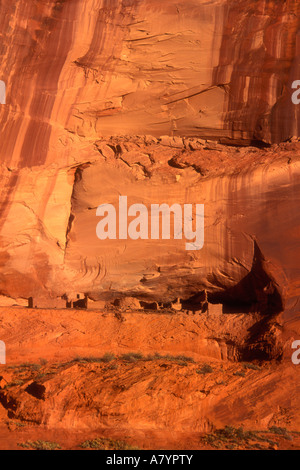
[120,352,144,362]
[201,426,276,450]
[18,440,61,450]
[80,438,139,450]
[243,362,261,371]
[233,370,246,378]
[269,426,293,441]
[196,364,213,375]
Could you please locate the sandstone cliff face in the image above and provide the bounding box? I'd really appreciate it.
[2,0,300,151]
[0,0,299,325]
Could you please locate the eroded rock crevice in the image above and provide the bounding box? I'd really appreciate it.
[25,382,46,401]
[208,241,284,316]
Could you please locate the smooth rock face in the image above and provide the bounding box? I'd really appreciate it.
[0,0,299,323]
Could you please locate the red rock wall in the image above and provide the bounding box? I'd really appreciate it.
[0,0,299,323]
